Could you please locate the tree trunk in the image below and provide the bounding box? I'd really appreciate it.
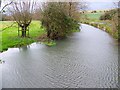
[47,24,51,39]
[69,2,72,17]
[47,30,51,38]
[21,26,27,37]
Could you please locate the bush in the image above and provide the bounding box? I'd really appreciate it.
[99,9,117,20]
[100,13,112,20]
[118,25,120,40]
[41,2,80,40]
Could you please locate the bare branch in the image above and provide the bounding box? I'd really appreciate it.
[1,22,16,32]
[8,0,35,37]
[0,1,13,13]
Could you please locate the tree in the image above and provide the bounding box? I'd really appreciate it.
[0,0,13,13]
[61,1,87,21]
[0,0,13,21]
[99,9,117,20]
[40,2,85,40]
[99,1,120,40]
[112,8,120,40]
[118,1,120,41]
[9,0,35,37]
[41,2,70,40]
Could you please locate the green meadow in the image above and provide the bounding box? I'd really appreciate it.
[86,12,104,20]
[0,21,46,52]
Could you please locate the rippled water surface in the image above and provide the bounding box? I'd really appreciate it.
[1,24,118,88]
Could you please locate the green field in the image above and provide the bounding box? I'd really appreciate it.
[86,12,104,20]
[0,21,46,52]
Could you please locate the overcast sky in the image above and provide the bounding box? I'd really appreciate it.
[84,0,119,10]
[1,0,119,11]
[88,2,116,10]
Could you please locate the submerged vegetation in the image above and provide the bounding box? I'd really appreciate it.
[43,40,56,46]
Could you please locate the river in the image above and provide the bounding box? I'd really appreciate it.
[0,24,118,88]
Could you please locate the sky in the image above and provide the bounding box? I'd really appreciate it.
[88,2,116,10]
[84,0,119,10]
[1,0,119,11]
[38,0,119,10]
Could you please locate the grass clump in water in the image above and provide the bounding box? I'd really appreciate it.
[43,40,56,46]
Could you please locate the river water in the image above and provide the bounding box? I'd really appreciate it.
[0,24,118,88]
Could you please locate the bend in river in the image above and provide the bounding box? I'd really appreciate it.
[0,24,118,88]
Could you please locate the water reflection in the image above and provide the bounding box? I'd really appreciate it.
[1,24,118,88]
[19,46,30,52]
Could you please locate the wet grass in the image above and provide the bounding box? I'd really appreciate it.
[0,21,46,52]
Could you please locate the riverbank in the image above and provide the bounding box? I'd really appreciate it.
[82,12,118,40]
[1,24,118,88]
[1,21,80,52]
[1,21,46,52]
[82,21,118,39]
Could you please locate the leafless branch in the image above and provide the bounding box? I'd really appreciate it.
[1,22,16,32]
[0,1,13,13]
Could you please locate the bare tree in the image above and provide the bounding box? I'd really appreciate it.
[67,1,87,17]
[0,0,13,13]
[56,1,88,22]
[9,0,35,37]
[0,0,13,21]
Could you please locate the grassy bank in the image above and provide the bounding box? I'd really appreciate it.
[1,12,117,52]
[1,21,80,52]
[0,21,46,52]
[81,12,118,39]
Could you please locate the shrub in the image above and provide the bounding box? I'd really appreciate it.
[99,9,117,20]
[41,2,80,40]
